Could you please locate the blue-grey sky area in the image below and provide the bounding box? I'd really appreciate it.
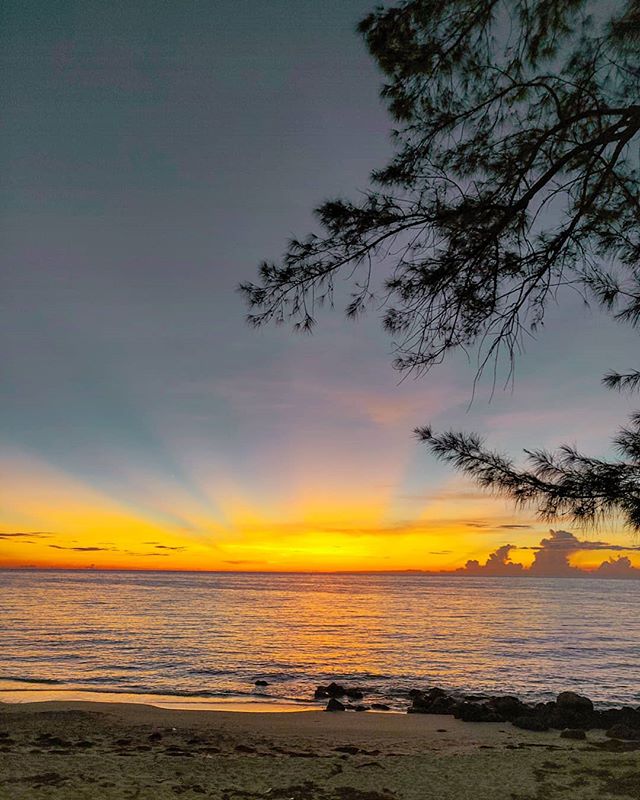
[1,0,639,571]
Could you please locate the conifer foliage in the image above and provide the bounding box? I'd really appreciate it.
[242,0,640,529]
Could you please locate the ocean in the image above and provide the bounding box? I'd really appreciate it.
[1,570,639,710]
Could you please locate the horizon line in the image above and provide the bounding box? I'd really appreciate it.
[0,566,638,580]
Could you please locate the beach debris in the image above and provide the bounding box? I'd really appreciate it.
[325,698,346,712]
[560,729,587,739]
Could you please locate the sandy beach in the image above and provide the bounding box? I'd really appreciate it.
[0,700,638,799]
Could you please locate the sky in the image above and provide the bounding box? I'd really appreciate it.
[1,0,639,573]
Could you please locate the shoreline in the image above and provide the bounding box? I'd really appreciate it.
[1,699,639,799]
[2,681,638,715]
[0,688,321,714]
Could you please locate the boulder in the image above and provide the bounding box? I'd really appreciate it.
[409,693,456,714]
[315,682,347,699]
[548,707,597,730]
[600,707,640,730]
[556,692,594,712]
[425,686,448,700]
[428,695,457,714]
[453,702,504,723]
[512,715,549,732]
[560,729,587,740]
[325,698,346,712]
[254,680,269,686]
[370,703,391,711]
[488,696,529,720]
[345,688,364,700]
[606,724,640,741]
[409,694,431,711]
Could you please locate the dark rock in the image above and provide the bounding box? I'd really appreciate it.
[606,724,640,741]
[148,732,163,743]
[547,708,597,730]
[556,691,593,712]
[488,696,529,720]
[560,729,587,740]
[600,707,640,730]
[315,682,346,699]
[325,698,346,712]
[428,695,457,714]
[453,702,504,723]
[512,716,549,732]
[353,705,368,712]
[370,703,391,711]
[425,686,448,700]
[408,689,424,699]
[345,688,364,700]
[254,679,269,686]
[409,694,430,712]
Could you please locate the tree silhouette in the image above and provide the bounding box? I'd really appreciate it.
[241,0,640,529]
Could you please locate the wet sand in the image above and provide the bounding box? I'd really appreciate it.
[1,700,639,799]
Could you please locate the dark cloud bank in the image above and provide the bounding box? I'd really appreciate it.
[457,530,640,579]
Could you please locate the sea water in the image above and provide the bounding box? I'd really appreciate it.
[1,570,638,709]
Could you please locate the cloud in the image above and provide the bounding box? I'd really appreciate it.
[595,557,640,579]
[223,559,268,566]
[456,530,640,578]
[457,544,525,576]
[497,524,532,529]
[0,531,52,538]
[153,545,186,551]
[49,545,113,552]
[463,522,533,531]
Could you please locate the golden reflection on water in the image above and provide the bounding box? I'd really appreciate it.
[1,570,639,706]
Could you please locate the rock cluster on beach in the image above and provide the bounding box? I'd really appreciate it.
[316,683,640,738]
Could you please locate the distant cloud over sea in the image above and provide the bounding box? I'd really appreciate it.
[455,530,640,579]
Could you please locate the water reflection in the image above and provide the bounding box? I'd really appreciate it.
[1,571,638,706]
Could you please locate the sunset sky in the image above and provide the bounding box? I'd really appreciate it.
[2,0,640,573]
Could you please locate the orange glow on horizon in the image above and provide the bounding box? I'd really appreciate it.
[2,451,639,574]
